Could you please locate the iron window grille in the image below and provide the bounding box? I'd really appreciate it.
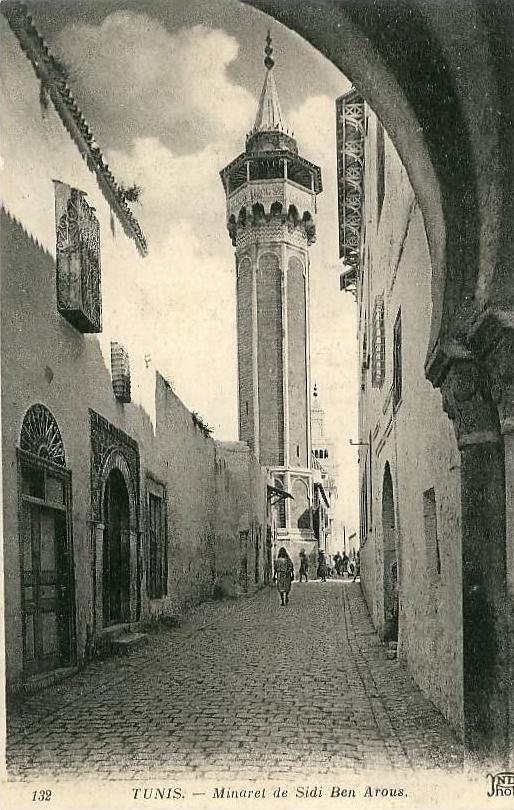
[146,482,168,600]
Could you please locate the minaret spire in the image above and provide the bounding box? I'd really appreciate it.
[252,30,286,135]
[264,29,274,70]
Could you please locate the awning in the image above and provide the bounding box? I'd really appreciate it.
[267,484,294,505]
[314,482,330,508]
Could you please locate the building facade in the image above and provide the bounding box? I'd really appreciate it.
[0,4,272,691]
[337,91,463,731]
[311,385,339,555]
[220,34,323,573]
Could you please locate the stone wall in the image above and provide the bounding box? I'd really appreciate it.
[215,442,270,595]
[0,17,270,689]
[1,209,270,689]
[358,111,463,732]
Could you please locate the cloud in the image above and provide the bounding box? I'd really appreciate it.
[51,13,357,516]
[102,136,238,433]
[54,12,255,155]
[107,136,232,246]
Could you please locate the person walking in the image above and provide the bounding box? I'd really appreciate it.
[353,550,360,582]
[342,552,350,577]
[317,549,328,582]
[334,552,343,576]
[274,547,294,605]
[299,549,309,582]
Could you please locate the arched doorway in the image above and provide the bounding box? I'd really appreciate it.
[291,478,311,530]
[381,463,398,643]
[102,468,131,626]
[18,404,75,676]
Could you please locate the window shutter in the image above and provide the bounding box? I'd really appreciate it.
[111,342,131,403]
[393,310,402,409]
[371,294,385,387]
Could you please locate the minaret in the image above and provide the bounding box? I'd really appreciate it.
[220,33,322,558]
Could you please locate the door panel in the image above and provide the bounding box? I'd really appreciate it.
[20,498,72,675]
[40,510,56,571]
[103,471,130,626]
[24,614,36,663]
[41,613,58,655]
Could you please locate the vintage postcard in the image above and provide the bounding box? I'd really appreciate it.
[1,0,512,808]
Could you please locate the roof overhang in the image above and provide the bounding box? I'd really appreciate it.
[220,150,322,196]
[2,1,148,256]
[267,483,293,505]
[314,482,330,508]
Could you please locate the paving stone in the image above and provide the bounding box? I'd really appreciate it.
[6,581,462,780]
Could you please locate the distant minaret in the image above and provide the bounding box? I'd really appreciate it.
[311,384,340,553]
[220,33,323,555]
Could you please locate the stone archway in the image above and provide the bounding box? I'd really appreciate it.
[291,477,311,530]
[381,463,398,644]
[102,468,131,626]
[93,447,139,631]
[247,0,514,763]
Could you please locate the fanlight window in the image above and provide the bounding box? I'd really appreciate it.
[20,404,66,467]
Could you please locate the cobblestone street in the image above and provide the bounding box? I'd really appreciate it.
[7,581,462,781]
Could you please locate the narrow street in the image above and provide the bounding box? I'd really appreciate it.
[7,581,462,781]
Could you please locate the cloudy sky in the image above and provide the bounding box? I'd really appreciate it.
[31,0,359,537]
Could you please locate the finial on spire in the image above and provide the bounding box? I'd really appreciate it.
[313,384,318,398]
[264,30,274,70]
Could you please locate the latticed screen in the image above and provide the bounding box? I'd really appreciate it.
[360,311,368,391]
[336,90,365,266]
[54,180,101,333]
[376,120,386,221]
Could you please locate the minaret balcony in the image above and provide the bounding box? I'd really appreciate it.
[227,177,316,224]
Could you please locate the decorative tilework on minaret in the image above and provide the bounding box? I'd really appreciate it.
[220,33,323,552]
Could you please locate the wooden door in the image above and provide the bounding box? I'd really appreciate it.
[20,495,72,676]
[103,470,130,625]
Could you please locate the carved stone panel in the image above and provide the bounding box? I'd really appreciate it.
[485,328,514,435]
[89,409,140,524]
[441,360,501,448]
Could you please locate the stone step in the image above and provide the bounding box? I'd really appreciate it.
[109,632,148,655]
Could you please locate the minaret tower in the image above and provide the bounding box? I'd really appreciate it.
[221,33,323,560]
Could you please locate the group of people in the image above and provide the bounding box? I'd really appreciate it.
[272,547,360,605]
